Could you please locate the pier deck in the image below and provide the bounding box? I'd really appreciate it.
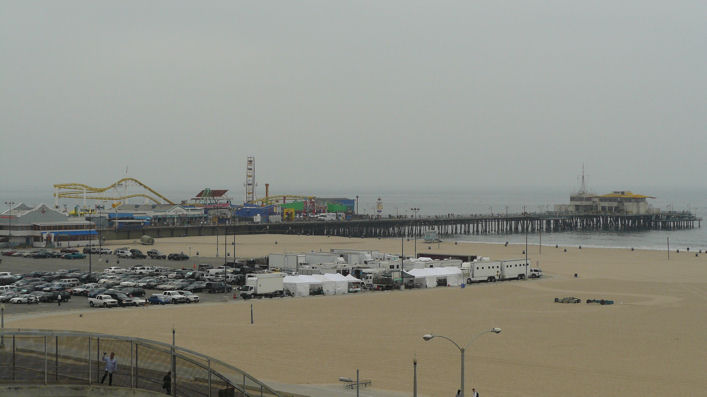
[100,211,701,241]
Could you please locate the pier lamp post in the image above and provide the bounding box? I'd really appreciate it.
[422,328,501,397]
[410,208,420,258]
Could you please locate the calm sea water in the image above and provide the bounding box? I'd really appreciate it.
[4,186,705,251]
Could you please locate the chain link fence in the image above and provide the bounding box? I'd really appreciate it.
[0,329,280,397]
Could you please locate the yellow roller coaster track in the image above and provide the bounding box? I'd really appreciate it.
[53,178,175,205]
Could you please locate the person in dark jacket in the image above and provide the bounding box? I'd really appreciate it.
[162,371,171,394]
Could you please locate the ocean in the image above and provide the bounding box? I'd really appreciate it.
[4,186,705,251]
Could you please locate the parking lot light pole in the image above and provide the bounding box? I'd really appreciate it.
[1,304,4,347]
[4,201,15,247]
[422,328,501,397]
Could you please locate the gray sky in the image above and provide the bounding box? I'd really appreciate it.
[2,1,705,197]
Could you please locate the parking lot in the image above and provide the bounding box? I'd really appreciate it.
[0,252,253,316]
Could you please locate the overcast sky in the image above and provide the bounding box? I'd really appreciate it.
[1,1,705,198]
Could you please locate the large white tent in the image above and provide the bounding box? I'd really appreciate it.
[408,267,463,288]
[283,275,322,297]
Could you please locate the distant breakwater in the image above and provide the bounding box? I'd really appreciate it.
[99,212,701,241]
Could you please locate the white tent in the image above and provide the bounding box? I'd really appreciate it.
[345,274,363,292]
[311,273,349,295]
[345,274,362,283]
[283,275,322,297]
[408,267,463,288]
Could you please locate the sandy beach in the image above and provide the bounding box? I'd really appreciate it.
[6,234,707,396]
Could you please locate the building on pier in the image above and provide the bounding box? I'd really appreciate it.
[0,203,96,248]
[555,191,657,215]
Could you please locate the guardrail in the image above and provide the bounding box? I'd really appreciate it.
[0,329,280,397]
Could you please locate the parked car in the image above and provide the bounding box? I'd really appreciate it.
[115,249,132,258]
[162,291,188,303]
[60,248,79,254]
[119,287,146,297]
[63,252,86,260]
[10,294,39,304]
[31,250,53,258]
[0,292,19,302]
[205,282,232,293]
[88,294,118,307]
[176,290,199,303]
[147,249,166,259]
[147,294,170,305]
[130,249,147,259]
[167,253,189,261]
[103,291,138,307]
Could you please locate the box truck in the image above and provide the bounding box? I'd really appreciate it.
[239,273,285,299]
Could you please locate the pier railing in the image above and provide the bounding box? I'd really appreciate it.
[0,329,280,397]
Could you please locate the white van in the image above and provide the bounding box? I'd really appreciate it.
[0,285,15,293]
[60,278,80,287]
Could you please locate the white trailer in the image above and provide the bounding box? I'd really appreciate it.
[461,261,502,283]
[239,273,285,299]
[500,259,529,280]
[268,253,305,271]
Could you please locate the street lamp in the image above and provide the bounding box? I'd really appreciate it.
[410,208,420,258]
[4,201,15,247]
[422,328,501,397]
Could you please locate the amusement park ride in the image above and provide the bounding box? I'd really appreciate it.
[53,158,323,217]
[53,178,175,212]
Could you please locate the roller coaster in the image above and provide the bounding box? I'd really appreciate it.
[53,178,175,208]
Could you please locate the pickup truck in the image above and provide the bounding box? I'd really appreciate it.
[162,290,188,303]
[89,294,118,307]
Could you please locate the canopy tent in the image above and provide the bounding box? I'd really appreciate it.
[345,274,362,283]
[407,267,463,288]
[345,273,363,292]
[311,273,349,295]
[283,275,322,297]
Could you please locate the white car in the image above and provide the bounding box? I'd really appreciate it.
[10,295,39,304]
[98,248,112,255]
[528,268,543,278]
[105,266,126,274]
[177,291,200,303]
[115,249,132,258]
[130,297,147,306]
[120,281,138,287]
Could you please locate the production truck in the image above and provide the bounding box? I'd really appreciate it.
[500,259,530,280]
[461,260,502,283]
[239,273,285,299]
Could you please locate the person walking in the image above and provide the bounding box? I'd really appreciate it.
[57,294,62,306]
[456,389,462,397]
[162,371,172,394]
[101,352,117,386]
[471,388,479,397]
